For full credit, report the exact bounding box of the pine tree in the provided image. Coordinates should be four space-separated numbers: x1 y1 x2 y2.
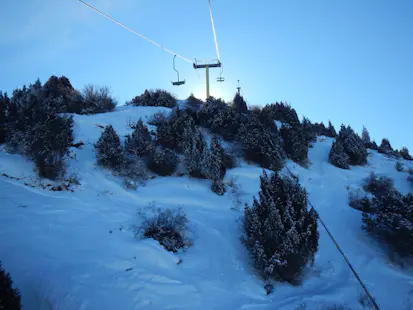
186 93 203 112
131 89 152 106
154 89 177 108
362 190 413 257
232 93 248 114
362 126 371 147
370 140 379 150
148 148 178 176
280 125 308 164
337 125 367 165
209 135 226 180
325 121 337 137
182 121 206 178
198 96 240 141
242 170 319 282
400 147 413 161
329 140 350 169
0 262 21 310
156 107 193 151
94 125 124 169
237 114 285 171
201 135 226 195
260 102 300 126
125 119 153 156
302 117 316 142
42 75 84 113
0 92 6 144
25 110 74 180
378 138 394 155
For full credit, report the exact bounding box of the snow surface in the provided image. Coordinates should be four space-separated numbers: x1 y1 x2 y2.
1 106 413 310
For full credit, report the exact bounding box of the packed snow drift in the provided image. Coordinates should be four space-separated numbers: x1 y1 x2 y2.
1 105 413 310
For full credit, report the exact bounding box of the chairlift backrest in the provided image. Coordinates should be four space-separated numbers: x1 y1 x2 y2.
172 55 185 86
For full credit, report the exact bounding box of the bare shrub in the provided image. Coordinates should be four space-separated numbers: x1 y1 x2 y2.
147 111 168 127
119 156 147 189
135 205 192 252
82 84 117 114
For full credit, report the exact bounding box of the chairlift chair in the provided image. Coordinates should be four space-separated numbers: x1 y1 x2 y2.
216 63 225 82
172 55 185 86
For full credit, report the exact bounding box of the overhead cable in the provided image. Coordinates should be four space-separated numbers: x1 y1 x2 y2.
77 0 193 63
207 0 221 61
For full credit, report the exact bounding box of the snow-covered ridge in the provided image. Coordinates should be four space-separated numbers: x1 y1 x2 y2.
1 105 413 310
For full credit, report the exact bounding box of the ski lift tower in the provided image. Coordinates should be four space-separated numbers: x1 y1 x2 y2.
193 58 222 99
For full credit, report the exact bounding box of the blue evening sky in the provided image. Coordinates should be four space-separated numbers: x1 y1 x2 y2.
1 0 412 150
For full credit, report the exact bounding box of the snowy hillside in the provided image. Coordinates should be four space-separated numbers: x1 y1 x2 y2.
1 105 413 310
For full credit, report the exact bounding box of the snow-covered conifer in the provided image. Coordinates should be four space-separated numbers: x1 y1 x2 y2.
182 121 206 178
232 93 248 114
400 147 412 160
280 125 308 163
362 190 413 257
94 125 124 169
0 262 21 310
0 92 6 144
337 125 367 165
328 140 350 169
325 121 337 137
238 115 285 171
302 117 316 142
378 138 393 155
243 170 319 282
362 126 371 147
125 119 153 156
148 148 178 176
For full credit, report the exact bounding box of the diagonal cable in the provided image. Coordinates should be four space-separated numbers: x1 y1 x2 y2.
77 0 193 63
207 0 221 61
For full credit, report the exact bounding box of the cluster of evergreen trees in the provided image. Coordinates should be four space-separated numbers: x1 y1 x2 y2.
349 173 413 258
0 76 117 179
128 89 177 108
94 104 229 194
328 124 412 170
329 125 368 169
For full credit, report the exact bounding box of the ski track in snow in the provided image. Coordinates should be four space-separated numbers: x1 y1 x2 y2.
1 106 413 309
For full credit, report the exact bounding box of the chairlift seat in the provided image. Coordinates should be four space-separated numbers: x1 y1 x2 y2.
172 80 185 86
217 77 225 82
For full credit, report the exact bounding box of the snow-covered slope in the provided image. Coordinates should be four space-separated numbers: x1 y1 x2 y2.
1 106 413 310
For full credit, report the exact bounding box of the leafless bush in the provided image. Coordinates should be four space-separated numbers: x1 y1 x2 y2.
82 84 117 114
147 111 168 127
119 156 148 189
135 204 192 252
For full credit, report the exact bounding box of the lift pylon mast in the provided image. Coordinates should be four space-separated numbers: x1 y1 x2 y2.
193 59 222 99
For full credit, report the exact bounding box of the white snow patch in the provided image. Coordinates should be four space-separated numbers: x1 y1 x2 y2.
1 110 413 310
